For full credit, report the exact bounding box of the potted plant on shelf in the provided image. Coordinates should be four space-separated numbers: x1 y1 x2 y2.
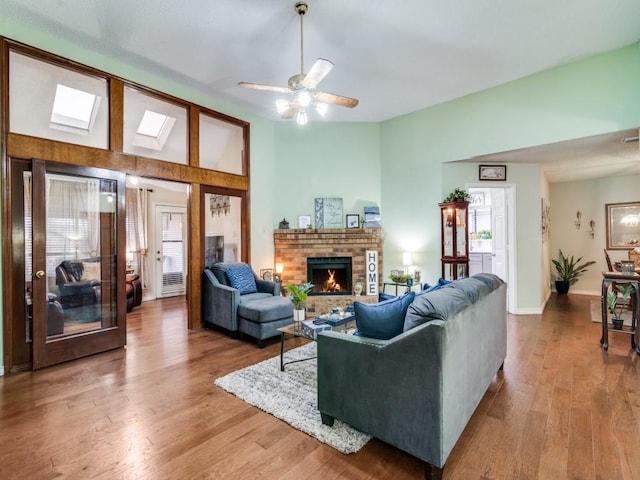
606 284 634 329
443 188 471 203
552 249 596 295
285 282 314 321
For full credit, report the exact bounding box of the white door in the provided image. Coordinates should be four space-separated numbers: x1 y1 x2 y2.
154 205 187 298
491 188 507 281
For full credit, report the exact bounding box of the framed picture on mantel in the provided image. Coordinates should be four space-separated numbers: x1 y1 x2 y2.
346 214 360 229
315 198 343 228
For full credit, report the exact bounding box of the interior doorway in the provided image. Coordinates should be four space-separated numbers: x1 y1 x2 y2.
154 205 187 298
468 185 516 313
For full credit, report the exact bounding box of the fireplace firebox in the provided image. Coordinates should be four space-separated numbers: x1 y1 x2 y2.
307 257 352 295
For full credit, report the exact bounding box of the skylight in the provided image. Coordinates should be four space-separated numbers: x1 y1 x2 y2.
133 110 176 151
50 84 101 135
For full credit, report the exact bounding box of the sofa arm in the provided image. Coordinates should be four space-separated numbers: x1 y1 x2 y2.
317 323 446 466
255 278 280 296
202 270 240 331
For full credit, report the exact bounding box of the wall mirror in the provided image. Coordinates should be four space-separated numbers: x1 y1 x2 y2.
606 202 640 249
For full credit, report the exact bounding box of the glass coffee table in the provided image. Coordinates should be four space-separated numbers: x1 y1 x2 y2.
277 312 356 371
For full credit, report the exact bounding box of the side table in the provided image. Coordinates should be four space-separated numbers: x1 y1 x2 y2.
383 282 421 295
600 271 640 354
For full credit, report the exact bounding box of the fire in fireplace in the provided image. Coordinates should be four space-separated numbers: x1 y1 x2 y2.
307 257 352 295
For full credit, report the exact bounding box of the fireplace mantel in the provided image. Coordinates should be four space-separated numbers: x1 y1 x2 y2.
274 228 383 314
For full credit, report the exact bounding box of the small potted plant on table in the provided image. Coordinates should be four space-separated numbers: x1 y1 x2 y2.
607 284 634 330
285 282 314 322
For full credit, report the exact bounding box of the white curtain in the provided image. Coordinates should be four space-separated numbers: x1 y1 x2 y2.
126 187 149 288
46 175 100 270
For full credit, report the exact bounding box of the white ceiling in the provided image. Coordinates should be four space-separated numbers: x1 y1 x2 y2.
2 0 640 182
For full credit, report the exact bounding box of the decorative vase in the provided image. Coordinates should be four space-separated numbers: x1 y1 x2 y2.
353 282 363 296
555 280 570 295
293 308 305 322
612 317 624 330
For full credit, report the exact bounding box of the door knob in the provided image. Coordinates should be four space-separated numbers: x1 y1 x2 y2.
34 270 45 279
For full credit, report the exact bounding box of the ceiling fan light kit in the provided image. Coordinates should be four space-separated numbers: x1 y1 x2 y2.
237 1 359 125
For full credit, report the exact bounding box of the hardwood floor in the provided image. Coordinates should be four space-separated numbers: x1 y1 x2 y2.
1 293 639 479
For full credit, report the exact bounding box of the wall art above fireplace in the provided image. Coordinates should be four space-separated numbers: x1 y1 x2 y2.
315 197 343 228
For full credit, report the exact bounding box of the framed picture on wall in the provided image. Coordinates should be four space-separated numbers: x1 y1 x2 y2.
479 165 507 181
606 202 640 249
346 214 360 228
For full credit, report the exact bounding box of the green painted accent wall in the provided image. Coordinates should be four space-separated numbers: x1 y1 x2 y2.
380 43 639 311
272 121 381 228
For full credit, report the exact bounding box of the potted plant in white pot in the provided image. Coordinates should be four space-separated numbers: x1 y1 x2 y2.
285 282 314 321
552 249 596 295
607 284 634 330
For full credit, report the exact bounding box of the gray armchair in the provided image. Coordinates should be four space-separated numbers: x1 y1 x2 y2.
202 262 293 347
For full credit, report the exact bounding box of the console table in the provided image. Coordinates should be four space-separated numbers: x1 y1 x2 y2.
600 271 640 354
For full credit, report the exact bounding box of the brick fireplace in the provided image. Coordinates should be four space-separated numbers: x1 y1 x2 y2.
274 228 383 315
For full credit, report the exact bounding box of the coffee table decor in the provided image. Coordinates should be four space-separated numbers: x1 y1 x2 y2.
214 342 371 454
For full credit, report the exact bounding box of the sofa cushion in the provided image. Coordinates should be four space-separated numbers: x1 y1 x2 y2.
209 264 230 286
378 291 397 302
444 277 490 303
421 277 453 294
238 296 293 322
223 263 257 294
472 273 504 291
404 287 472 331
239 292 274 304
355 292 415 340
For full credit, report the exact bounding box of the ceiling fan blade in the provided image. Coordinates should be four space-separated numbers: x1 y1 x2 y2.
315 91 359 108
237 82 290 94
302 59 334 89
281 101 300 119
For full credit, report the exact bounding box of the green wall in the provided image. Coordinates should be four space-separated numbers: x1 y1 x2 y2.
380 43 639 311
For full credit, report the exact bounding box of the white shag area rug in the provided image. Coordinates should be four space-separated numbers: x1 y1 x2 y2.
590 299 633 326
214 342 371 454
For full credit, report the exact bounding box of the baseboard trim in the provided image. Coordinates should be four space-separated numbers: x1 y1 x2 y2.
513 307 544 315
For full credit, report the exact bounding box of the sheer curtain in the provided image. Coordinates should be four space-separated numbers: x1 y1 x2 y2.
126 187 149 288
46 175 100 274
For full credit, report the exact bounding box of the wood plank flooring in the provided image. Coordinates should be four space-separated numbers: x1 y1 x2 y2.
1 293 639 479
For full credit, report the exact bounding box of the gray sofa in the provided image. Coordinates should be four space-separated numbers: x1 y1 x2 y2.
317 273 507 479
202 262 294 347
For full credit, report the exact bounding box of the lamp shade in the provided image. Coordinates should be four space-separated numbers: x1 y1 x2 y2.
275 263 284 274
402 252 413 267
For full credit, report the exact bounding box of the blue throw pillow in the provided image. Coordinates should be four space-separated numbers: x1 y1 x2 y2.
223 263 257 294
378 291 396 302
354 292 415 340
422 277 453 293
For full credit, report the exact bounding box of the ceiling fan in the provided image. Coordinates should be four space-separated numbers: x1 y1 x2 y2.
237 1 359 125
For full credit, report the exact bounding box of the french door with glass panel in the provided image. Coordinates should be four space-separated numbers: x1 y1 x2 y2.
18 159 126 370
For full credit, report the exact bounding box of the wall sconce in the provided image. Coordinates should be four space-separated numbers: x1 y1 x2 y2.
589 220 595 239
574 211 582 229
